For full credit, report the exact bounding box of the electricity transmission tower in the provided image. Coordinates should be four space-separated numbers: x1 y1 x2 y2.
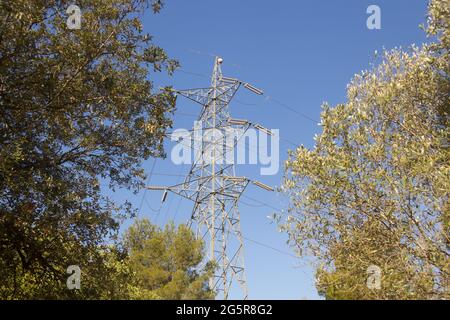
147 57 273 299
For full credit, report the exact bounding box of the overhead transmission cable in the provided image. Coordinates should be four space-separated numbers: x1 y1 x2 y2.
242 236 298 259
138 158 157 216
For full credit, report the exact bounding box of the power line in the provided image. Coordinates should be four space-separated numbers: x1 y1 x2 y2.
244 234 317 283
243 235 298 259
178 69 209 79
152 172 186 177
144 196 163 213
266 96 318 124
138 158 157 216
172 196 183 221
241 194 282 212
240 200 267 208
234 98 260 107
187 49 251 71
187 48 217 58
162 164 185 225
176 111 199 117
280 137 299 148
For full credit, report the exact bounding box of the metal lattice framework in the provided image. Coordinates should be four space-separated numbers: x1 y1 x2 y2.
147 57 273 299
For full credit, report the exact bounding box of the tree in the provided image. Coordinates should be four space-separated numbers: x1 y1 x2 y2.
279 0 449 299
123 218 216 300
0 0 178 298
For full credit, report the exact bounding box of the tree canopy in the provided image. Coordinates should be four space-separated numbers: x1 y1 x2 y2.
124 219 215 300
0 0 178 298
280 0 449 299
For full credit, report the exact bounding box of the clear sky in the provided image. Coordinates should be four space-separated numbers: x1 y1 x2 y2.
111 0 430 299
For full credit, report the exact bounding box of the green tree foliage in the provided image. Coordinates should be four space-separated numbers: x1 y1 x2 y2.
280 0 449 299
0 0 178 298
123 218 216 300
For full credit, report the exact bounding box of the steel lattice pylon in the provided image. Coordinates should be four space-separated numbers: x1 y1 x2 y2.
147 57 273 299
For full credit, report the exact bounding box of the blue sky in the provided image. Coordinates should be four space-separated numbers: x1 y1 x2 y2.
111 0 430 299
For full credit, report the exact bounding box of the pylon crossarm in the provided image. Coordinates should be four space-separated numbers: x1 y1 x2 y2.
219 76 239 84
174 82 240 108
146 173 250 202
173 88 213 106
166 123 247 142
146 175 208 202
